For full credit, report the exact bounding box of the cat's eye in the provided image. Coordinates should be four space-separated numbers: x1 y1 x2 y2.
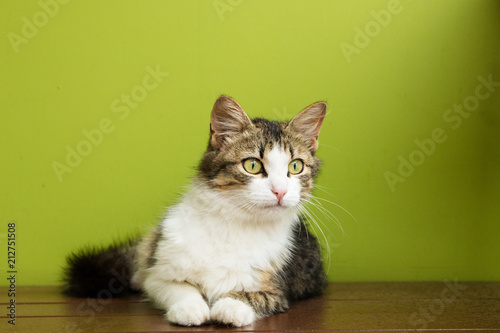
288 159 304 175
243 158 263 174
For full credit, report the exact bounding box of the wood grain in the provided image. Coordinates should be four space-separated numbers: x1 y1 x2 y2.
1 282 499 332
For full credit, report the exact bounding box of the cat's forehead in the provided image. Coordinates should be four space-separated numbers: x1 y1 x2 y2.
264 145 290 172
202 117 317 173
252 118 286 141
246 118 312 158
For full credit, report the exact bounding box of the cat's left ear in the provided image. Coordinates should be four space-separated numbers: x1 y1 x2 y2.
288 101 327 152
210 95 252 149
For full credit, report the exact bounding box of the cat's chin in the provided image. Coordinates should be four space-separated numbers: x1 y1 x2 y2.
257 203 297 215
252 199 301 213
262 203 291 209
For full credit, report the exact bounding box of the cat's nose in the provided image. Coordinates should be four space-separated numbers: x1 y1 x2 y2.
272 188 287 204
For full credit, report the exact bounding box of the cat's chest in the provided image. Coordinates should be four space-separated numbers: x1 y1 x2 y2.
157 211 292 299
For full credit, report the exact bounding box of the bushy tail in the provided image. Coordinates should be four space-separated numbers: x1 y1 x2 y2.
63 239 139 298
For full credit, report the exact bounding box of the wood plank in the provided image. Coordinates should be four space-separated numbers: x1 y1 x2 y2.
0 283 498 332
328 281 500 299
0 286 138 304
2 282 499 303
1 299 499 333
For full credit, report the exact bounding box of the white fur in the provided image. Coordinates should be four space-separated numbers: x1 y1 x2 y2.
247 146 302 208
211 297 255 327
134 146 302 326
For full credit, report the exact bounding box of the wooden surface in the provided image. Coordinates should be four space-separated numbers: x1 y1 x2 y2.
1 282 499 332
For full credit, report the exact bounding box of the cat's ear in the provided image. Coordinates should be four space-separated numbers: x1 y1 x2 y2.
210 95 252 148
288 101 327 152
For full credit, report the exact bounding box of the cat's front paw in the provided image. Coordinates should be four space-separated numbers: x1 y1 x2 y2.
166 300 210 326
210 297 255 327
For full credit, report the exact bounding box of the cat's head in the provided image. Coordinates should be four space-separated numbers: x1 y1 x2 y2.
198 95 326 218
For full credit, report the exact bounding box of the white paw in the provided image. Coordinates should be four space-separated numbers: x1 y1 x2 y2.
166 300 210 326
210 297 255 327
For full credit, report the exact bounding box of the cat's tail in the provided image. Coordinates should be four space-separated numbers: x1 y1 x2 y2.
62 239 140 298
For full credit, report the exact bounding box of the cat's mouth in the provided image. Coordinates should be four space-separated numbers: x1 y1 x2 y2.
261 201 290 209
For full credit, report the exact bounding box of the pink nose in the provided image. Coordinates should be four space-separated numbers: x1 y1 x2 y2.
272 188 287 204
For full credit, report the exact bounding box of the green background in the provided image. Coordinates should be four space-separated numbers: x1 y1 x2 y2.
1 0 499 286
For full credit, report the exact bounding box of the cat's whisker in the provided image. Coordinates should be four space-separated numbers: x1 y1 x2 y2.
303 198 345 235
309 195 358 224
232 199 258 216
312 184 336 197
302 206 329 245
319 143 345 156
301 208 321 245
300 200 344 240
300 206 332 274
292 205 309 241
302 197 344 234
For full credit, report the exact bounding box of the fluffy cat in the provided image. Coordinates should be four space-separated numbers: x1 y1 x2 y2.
63 95 328 327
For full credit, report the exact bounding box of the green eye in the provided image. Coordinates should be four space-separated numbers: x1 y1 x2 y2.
288 159 304 175
243 158 263 174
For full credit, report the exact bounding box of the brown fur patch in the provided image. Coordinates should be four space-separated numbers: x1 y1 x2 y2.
222 289 289 318
131 225 163 290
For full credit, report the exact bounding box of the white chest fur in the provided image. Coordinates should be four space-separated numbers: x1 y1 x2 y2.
151 184 297 302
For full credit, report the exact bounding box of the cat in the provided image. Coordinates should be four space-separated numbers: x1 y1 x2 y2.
63 95 328 327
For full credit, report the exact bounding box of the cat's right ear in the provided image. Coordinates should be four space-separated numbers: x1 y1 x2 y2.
210 95 252 148
288 101 327 153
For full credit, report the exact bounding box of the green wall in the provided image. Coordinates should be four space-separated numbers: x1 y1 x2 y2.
1 0 499 286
